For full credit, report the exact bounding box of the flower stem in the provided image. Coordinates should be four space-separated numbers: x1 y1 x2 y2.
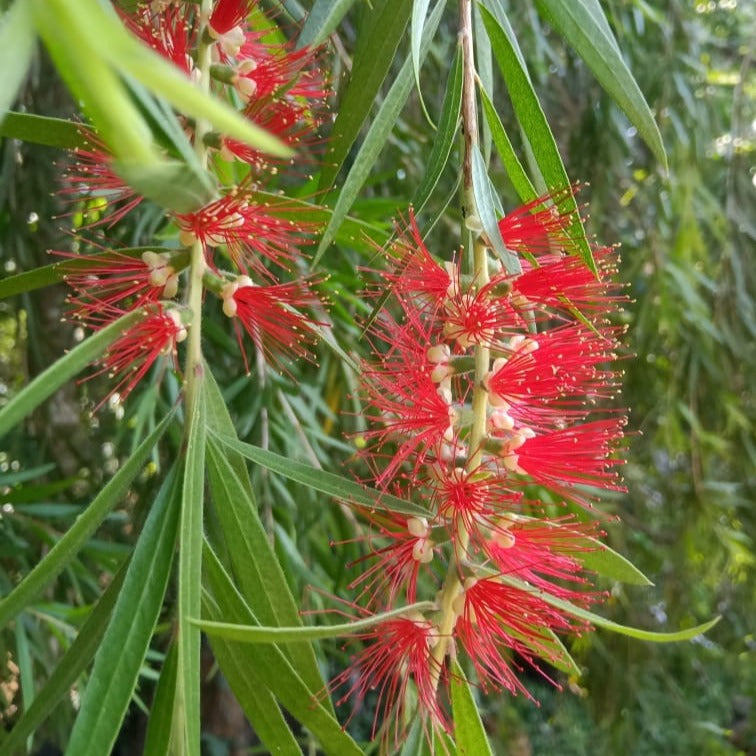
184 1 214 407
430 0 490 690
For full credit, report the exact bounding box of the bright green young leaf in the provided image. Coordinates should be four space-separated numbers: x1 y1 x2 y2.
143 642 178 756
478 84 538 203
471 143 521 274
66 466 181 756
479 4 596 273
318 0 413 191
173 383 206 756
0 308 145 440
210 430 429 517
0 3 37 118
450 659 494 756
535 0 667 168
0 410 174 628
578 539 654 585
0 566 127 754
314 0 448 263
194 600 437 643
297 0 355 48
412 44 463 213
0 112 90 150
500 576 721 643
203 542 363 755
411 0 433 101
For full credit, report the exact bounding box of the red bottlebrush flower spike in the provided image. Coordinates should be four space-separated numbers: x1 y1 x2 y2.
329 616 446 748
208 0 253 37
221 275 325 371
89 305 187 406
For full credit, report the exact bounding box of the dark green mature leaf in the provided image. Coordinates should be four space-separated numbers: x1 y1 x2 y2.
471 143 521 274
478 84 538 203
0 410 174 627
319 0 414 191
479 4 595 273
0 566 128 754
210 431 429 517
0 309 146 439
535 0 667 168
297 0 356 48
0 3 36 118
66 465 180 755
143 643 178 756
0 112 90 150
450 659 494 756
314 0 448 263
203 368 328 703
174 383 206 756
203 542 362 755
412 44 463 213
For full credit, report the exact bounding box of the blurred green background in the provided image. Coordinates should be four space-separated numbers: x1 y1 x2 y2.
1 0 753 753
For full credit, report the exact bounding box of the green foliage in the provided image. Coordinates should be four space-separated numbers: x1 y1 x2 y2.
0 0 752 754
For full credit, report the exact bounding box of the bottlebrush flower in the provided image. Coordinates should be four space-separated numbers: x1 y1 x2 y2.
454 577 578 696
175 191 316 274
221 275 325 371
329 615 446 747
59 249 183 320
88 305 188 406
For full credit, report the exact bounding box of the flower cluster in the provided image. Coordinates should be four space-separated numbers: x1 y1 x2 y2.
334 192 627 744
57 0 328 404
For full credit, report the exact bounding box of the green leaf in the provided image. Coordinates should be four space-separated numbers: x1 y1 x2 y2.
478 84 538 203
412 43 463 213
143 642 178 756
500 576 721 643
297 0 355 48
578 539 654 586
534 0 667 168
210 431 429 517
479 4 595 273
203 369 328 705
318 0 414 191
411 0 433 100
314 0 448 263
0 307 146 440
471 143 521 274
0 112 90 150
194 601 437 643
173 383 206 756
0 3 36 117
450 659 494 756
0 566 128 754
0 409 174 627
66 465 181 756
203 542 363 755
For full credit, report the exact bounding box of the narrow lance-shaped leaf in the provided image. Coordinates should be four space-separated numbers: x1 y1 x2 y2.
0 408 175 627
314 0 449 263
210 430 429 517
297 0 356 49
0 113 91 150
535 0 667 168
479 4 596 272
450 659 494 756
173 381 206 756
0 2 37 118
66 465 181 756
318 0 414 190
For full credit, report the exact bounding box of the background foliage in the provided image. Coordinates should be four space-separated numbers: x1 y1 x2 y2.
0 0 753 754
